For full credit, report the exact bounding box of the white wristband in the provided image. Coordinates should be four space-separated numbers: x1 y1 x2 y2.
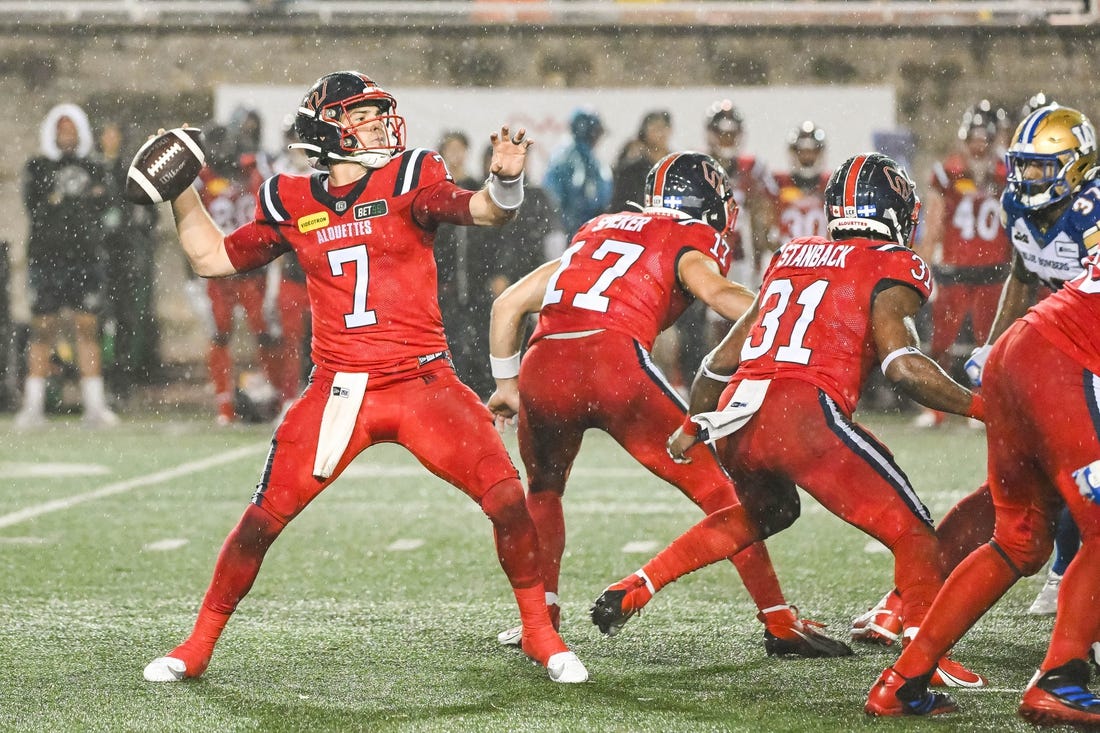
701 361 734 383
700 348 734 383
486 171 525 211
880 346 921 376
490 352 521 379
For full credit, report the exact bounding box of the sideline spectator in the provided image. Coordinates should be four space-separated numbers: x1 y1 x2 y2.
610 109 672 213
543 107 612 238
434 130 488 395
14 103 117 429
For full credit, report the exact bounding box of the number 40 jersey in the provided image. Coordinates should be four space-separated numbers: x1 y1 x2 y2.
736 235 933 416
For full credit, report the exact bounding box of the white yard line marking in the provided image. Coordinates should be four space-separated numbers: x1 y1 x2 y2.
621 540 660 553
386 538 425 551
0 443 267 530
1 462 112 478
144 538 189 552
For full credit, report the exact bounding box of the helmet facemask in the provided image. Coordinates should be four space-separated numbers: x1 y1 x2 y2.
1006 106 1099 211
1006 148 1083 210
292 72 407 170
318 96 405 169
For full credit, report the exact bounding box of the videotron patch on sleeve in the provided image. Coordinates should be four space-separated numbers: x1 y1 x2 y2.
354 201 388 220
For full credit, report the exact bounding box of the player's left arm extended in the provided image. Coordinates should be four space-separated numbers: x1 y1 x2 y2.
873 284 983 419
485 259 557 425
678 250 756 323
468 126 533 226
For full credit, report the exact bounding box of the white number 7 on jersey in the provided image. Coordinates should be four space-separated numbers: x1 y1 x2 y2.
328 244 378 328
543 238 645 313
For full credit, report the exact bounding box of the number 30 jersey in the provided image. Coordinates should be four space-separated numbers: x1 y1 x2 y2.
221 149 472 373
529 212 733 350
736 235 933 416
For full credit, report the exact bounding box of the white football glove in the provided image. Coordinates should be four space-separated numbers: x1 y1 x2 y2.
1073 461 1100 504
964 344 992 386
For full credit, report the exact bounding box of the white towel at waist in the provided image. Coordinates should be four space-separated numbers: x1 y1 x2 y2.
312 371 369 479
691 379 771 444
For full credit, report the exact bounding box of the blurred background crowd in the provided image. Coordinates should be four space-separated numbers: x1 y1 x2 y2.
0 0 1096 426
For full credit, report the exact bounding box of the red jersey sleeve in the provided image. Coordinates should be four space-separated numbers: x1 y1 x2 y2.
878 244 934 301
224 220 290 273
410 151 475 227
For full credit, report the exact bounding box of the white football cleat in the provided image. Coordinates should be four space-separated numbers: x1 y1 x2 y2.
497 625 522 647
1028 571 1062 616
143 656 187 682
546 651 588 683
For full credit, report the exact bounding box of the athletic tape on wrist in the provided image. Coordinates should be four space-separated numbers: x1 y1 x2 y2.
880 346 921 376
490 352 521 379
486 171 525 210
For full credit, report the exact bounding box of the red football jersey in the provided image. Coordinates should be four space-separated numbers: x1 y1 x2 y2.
717 153 777 263
1023 254 1100 376
929 153 1011 267
529 211 732 350
735 236 933 415
197 166 256 233
772 171 830 242
223 148 471 373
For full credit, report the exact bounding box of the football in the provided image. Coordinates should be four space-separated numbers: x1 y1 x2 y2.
124 127 206 205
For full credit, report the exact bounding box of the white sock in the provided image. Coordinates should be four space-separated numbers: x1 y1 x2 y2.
22 376 46 414
81 376 108 413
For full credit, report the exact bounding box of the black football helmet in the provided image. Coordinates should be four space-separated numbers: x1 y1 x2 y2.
292 71 406 169
644 152 737 235
824 153 920 247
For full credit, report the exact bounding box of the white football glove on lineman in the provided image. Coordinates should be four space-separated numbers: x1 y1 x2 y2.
964 344 992 386
1073 461 1100 504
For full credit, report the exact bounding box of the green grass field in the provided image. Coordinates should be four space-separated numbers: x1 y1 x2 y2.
0 412 1069 732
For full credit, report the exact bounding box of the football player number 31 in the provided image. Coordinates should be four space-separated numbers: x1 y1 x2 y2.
328 244 378 328
543 238 645 312
741 279 829 365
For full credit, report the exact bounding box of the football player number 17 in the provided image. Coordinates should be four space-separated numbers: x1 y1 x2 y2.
740 279 829 365
543 238 645 313
328 244 378 328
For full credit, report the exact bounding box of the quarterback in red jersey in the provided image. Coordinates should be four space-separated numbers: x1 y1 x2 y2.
913 103 1012 428
866 253 1100 725
488 152 851 659
591 153 985 688
142 71 587 684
